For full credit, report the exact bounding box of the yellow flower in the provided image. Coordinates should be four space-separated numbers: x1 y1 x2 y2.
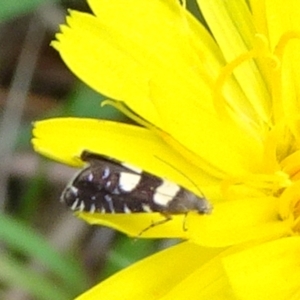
32 0 300 299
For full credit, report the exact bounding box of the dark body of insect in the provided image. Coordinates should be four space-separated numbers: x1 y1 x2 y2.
61 151 212 218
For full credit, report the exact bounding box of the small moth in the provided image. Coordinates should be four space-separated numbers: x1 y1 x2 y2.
61 151 212 234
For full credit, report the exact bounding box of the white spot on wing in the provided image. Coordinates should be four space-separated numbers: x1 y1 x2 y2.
102 167 110 178
123 204 131 213
68 186 78 196
153 180 180 206
87 173 94 182
119 172 141 192
71 198 79 210
105 195 115 213
90 203 96 213
142 204 152 212
78 201 85 212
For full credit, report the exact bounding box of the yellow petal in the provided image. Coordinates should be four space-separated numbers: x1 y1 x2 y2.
32 118 218 197
187 196 291 247
264 0 300 49
223 237 300 299
198 0 270 125
160 249 236 300
76 195 290 246
249 0 268 37
281 36 300 139
52 10 160 126
75 241 226 300
54 0 221 129
53 1 266 176
33 120 288 244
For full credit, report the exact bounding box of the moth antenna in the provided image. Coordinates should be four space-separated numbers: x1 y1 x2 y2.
153 156 206 198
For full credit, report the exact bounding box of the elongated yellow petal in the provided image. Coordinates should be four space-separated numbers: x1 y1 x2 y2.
33 119 291 244
223 237 300 299
75 241 226 300
281 40 300 140
198 0 270 125
187 196 291 247
264 0 300 49
52 11 161 127
75 195 290 246
32 118 218 197
52 0 267 176
160 249 236 300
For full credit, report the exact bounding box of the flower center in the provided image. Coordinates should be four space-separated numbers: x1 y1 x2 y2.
215 31 300 234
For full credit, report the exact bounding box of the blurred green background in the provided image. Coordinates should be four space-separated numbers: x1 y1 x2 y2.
0 1 203 299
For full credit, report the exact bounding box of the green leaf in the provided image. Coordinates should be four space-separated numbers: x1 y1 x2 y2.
0 0 58 22
0 251 71 300
64 82 129 121
100 234 159 279
0 213 88 294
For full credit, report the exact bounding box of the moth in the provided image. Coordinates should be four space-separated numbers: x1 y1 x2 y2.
61 150 212 234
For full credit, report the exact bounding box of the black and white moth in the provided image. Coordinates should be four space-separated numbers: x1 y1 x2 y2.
61 151 212 232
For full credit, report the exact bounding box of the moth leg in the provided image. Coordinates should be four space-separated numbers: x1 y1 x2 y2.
182 212 189 231
136 214 172 237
